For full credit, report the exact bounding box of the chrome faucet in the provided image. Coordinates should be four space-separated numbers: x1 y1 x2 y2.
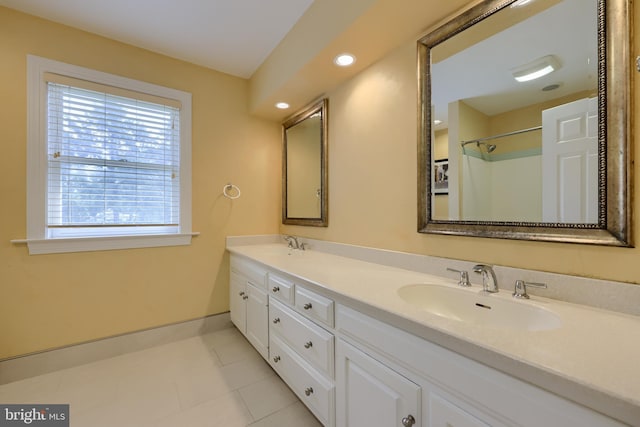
284 235 305 250
473 264 498 293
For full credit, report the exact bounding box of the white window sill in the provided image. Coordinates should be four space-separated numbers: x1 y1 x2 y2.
11 232 199 255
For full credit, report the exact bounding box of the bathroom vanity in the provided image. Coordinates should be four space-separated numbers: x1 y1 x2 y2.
227 237 640 426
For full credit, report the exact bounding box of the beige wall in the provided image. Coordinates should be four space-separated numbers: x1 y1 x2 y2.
280 13 640 286
0 7 281 359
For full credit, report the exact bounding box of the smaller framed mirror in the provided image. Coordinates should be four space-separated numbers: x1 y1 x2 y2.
282 99 328 226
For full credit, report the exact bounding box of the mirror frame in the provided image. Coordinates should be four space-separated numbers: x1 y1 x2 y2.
282 98 329 227
417 0 633 246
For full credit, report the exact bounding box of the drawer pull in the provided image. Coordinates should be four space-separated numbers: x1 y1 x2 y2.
401 415 415 427
303 303 313 310
273 355 281 363
304 341 313 349
242 295 248 300
304 387 314 396
239 291 245 296
272 317 281 324
272 286 280 293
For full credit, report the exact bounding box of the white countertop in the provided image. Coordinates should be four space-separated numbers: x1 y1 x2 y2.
227 242 640 426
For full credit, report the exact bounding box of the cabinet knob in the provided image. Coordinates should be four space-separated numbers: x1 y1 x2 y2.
304 387 314 396
272 286 280 293
304 341 313 349
272 317 280 324
242 295 248 300
273 355 281 363
401 415 415 427
239 291 245 296
303 303 313 310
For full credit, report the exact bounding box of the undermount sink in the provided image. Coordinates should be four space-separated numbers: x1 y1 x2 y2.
260 245 305 256
397 284 562 331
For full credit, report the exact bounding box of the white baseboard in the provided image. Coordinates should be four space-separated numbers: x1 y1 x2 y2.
0 312 231 385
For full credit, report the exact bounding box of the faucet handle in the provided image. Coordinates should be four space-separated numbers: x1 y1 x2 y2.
446 268 471 287
513 280 547 299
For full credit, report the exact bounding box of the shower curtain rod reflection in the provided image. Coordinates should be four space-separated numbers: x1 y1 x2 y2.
460 125 542 146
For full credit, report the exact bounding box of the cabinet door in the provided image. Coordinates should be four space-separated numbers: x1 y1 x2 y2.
336 339 420 427
428 393 490 427
230 272 247 334
246 282 269 359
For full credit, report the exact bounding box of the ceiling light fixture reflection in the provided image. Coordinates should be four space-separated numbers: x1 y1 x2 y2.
334 53 356 67
511 0 535 7
275 102 290 109
512 55 560 82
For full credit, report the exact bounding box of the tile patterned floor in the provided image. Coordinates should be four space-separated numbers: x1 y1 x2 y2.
0 328 322 426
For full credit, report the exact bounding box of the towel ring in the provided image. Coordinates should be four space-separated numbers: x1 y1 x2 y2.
223 183 241 199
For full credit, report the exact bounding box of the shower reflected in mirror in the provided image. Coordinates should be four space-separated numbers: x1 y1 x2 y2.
462 141 496 153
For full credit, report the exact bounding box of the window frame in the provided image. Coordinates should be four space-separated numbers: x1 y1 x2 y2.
26 55 193 254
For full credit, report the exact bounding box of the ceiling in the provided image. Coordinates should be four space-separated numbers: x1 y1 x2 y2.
0 0 314 78
0 0 599 122
0 0 478 119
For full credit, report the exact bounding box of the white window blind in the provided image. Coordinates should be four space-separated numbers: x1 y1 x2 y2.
46 80 181 237
24 56 193 254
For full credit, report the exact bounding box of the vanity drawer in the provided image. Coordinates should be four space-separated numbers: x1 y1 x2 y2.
269 334 334 426
270 298 334 377
295 286 334 327
268 273 294 304
230 256 266 289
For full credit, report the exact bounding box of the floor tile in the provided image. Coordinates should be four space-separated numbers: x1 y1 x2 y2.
238 375 299 420
154 391 253 427
0 371 63 403
211 334 262 365
113 375 182 426
175 362 233 410
218 357 276 391
53 374 119 415
200 327 246 348
0 327 314 427
248 401 323 427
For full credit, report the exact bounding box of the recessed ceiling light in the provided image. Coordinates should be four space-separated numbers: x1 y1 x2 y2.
275 102 290 109
512 55 560 82
334 53 356 67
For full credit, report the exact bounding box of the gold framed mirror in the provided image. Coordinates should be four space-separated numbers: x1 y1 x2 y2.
282 99 328 227
418 0 632 246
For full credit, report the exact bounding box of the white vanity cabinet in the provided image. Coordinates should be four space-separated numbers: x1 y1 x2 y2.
336 304 625 427
228 251 629 427
267 271 336 426
229 255 269 360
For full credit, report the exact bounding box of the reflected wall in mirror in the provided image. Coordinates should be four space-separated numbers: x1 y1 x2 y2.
418 0 632 246
282 98 328 226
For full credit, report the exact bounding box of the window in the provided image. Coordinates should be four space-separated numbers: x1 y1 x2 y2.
26 56 193 254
